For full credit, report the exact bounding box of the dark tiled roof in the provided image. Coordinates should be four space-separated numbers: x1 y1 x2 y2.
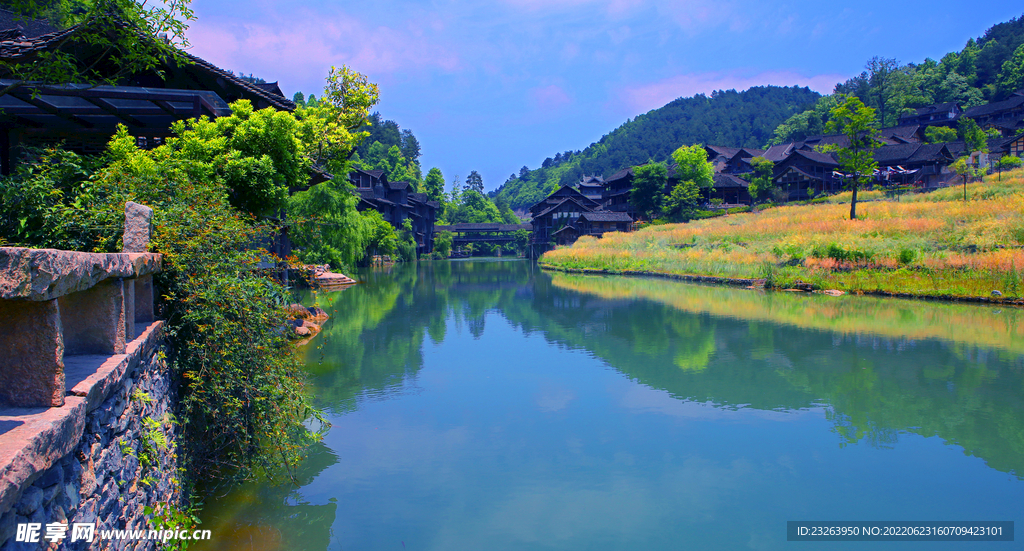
964 95 1024 119
388 180 410 191
786 149 838 166
579 212 633 222
534 197 593 220
254 81 284 98
713 173 750 188
605 167 633 181
762 143 794 162
0 9 59 39
874 143 922 164
906 143 955 164
913 102 959 116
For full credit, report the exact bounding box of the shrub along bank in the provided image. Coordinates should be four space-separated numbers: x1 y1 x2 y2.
541 168 1024 302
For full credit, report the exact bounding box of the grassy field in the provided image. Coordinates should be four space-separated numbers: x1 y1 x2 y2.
540 168 1024 301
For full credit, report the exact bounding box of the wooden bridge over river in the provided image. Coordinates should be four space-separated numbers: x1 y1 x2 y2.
434 223 532 247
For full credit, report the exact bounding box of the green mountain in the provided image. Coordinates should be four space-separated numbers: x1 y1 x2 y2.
492 85 821 211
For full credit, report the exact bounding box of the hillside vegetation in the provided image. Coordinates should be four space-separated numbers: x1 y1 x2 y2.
541 169 1024 301
493 86 820 210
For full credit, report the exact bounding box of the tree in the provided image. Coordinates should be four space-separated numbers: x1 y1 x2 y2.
362 209 397 260
866 56 899 126
631 162 667 220
996 155 1023 180
997 43 1024 97
747 156 775 202
925 126 958 144
424 168 446 202
155 100 307 218
662 180 700 222
957 117 988 153
825 95 881 220
670 144 715 202
400 129 421 163
295 66 379 175
433 231 453 259
0 0 195 97
465 171 484 193
513 229 530 256
288 179 370 268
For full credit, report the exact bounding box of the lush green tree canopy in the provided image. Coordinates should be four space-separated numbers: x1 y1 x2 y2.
631 162 667 220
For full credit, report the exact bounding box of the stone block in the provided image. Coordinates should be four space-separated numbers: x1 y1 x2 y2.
0 248 161 302
34 464 62 490
58 279 126 356
122 202 153 254
0 299 65 407
133 275 154 324
0 396 86 517
124 279 136 342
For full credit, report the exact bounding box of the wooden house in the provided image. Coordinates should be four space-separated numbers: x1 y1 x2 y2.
350 168 438 254
898 102 962 126
771 149 841 199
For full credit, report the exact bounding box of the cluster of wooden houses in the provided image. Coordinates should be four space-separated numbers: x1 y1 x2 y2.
525 90 1024 247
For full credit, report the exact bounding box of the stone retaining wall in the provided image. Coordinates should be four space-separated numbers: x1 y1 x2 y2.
0 324 179 551
0 203 184 550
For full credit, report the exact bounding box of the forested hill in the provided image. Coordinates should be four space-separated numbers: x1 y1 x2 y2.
491 85 820 211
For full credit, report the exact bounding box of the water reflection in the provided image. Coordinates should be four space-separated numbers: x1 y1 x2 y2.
197 260 1023 551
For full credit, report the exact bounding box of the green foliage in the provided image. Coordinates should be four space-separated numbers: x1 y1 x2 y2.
826 95 881 220
397 219 416 262
670 144 714 190
957 117 988 153
144 501 202 551
898 248 917 265
767 95 840 145
433 230 453 259
997 43 1024 97
0 0 195 97
362 209 398 260
925 126 958 144
631 162 667 220
424 167 446 202
747 156 775 202
288 179 371 269
464 171 484 194
158 100 308 217
663 180 701 222
513 229 530 255
0 147 103 248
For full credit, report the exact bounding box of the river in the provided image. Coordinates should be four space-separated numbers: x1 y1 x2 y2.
193 259 1024 550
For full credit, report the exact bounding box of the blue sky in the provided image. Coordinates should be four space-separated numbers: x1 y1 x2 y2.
187 1 1023 192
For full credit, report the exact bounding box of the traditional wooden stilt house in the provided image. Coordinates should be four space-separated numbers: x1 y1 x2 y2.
349 167 438 254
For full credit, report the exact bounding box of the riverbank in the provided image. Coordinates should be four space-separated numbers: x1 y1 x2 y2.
540 168 1024 303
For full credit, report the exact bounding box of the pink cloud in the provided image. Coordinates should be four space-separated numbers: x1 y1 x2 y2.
617 70 847 115
531 84 573 111
186 12 460 94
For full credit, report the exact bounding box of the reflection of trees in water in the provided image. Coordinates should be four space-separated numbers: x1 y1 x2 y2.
539 273 1024 479
194 442 339 551
305 260 535 413
299 261 1024 482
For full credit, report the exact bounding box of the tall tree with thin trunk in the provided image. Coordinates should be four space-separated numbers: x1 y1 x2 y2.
866 56 898 127
826 95 881 220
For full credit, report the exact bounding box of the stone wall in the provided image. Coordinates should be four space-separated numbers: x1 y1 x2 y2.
0 203 185 550
0 324 179 551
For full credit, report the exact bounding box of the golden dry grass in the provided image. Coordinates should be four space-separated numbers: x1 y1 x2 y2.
541 169 1024 299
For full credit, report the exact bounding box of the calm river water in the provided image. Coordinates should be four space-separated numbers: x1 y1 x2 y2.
194 259 1024 551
